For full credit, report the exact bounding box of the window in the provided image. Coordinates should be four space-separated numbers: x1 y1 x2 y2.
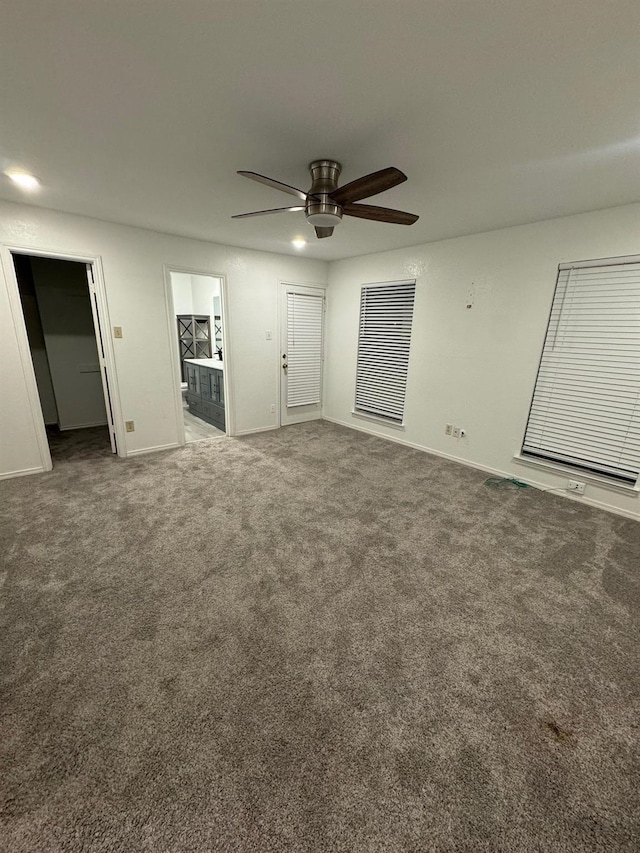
354 280 416 424
521 257 640 486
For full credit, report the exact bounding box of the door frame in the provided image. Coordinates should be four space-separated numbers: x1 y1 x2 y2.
278 280 327 427
0 244 124 470
163 265 232 441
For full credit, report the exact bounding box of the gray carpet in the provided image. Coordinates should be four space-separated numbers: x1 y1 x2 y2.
1 421 638 852
46 425 113 463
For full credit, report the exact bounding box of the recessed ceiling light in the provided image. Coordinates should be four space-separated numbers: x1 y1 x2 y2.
5 171 40 191
292 238 306 249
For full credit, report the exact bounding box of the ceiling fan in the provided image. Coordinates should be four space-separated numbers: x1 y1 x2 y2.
232 159 419 239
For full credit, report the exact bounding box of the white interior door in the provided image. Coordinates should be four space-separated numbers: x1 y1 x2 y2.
86 264 118 453
280 283 325 426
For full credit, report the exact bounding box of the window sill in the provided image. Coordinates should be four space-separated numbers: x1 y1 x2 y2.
351 410 406 431
513 454 640 495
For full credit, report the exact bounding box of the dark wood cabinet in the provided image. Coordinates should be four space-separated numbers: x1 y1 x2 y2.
185 360 225 431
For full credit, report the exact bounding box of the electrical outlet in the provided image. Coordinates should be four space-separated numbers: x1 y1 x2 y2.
452 426 461 439
266 330 273 340
445 423 452 435
270 404 275 414
113 326 123 339
567 479 585 494
125 420 135 432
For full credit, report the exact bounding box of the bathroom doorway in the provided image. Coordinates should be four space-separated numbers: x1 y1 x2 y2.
166 269 228 443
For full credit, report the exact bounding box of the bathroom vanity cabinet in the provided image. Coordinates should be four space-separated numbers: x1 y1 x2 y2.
184 358 225 431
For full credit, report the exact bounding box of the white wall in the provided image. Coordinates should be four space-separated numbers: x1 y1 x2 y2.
170 273 194 316
191 274 220 317
171 272 222 376
3 197 638 519
31 257 107 430
170 272 221 318
0 200 327 477
324 203 640 519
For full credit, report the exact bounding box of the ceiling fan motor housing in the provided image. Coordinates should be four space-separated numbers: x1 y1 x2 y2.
306 159 343 227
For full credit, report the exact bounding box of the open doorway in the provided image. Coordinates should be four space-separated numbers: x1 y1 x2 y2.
168 270 227 443
12 253 117 464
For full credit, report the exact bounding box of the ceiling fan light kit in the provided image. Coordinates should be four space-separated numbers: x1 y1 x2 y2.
233 159 419 239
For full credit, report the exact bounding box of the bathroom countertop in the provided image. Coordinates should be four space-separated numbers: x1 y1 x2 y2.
184 358 224 370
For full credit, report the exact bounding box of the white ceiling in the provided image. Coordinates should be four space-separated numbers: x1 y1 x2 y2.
1 0 639 261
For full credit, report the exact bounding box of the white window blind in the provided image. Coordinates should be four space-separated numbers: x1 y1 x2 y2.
286 292 324 407
355 280 416 423
522 258 640 485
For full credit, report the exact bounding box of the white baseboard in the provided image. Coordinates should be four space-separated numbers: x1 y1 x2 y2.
126 442 181 457
0 465 46 481
233 425 279 436
322 415 639 522
59 420 109 431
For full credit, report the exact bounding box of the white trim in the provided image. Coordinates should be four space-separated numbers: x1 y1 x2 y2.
163 265 234 438
351 409 406 430
0 466 46 481
126 442 181 457
233 425 279 437
278 280 327 428
90 256 124 456
59 420 109 431
163 267 188 446
323 415 639 521
0 244 125 464
85 262 118 454
218 272 234 436
513 453 639 495
7 246 100 264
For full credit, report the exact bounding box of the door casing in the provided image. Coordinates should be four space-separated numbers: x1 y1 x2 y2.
163 265 231 441
1 245 123 470
279 280 327 427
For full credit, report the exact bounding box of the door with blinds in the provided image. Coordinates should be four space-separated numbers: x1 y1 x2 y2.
521 258 640 486
280 283 326 426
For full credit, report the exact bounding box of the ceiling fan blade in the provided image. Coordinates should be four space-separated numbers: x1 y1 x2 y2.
314 226 334 239
330 167 407 204
237 171 309 202
343 203 419 225
232 206 304 219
